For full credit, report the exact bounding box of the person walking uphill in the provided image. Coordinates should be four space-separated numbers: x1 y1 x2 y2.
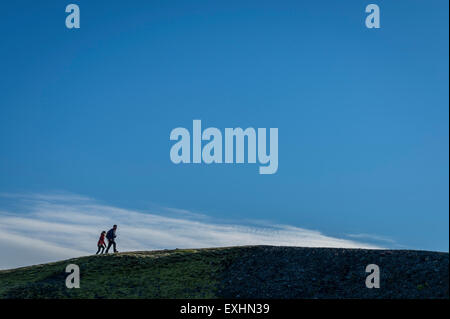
105 225 118 253
96 231 106 254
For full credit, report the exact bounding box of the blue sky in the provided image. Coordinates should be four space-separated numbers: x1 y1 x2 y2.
0 0 448 261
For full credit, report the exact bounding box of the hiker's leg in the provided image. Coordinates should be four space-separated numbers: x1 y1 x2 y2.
105 241 112 253
112 240 117 252
101 245 105 254
96 246 101 254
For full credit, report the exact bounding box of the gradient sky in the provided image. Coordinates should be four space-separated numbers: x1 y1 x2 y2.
0 0 448 253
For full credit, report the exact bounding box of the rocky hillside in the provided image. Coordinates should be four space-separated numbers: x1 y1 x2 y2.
0 246 448 299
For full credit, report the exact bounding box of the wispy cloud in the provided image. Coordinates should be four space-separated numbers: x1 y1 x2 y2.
0 193 383 270
344 233 405 248
345 233 396 244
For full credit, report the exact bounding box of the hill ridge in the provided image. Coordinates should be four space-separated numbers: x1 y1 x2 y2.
1 246 448 299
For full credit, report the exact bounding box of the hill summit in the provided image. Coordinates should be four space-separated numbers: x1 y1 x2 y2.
0 246 448 299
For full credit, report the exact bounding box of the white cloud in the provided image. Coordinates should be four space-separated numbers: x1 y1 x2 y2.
344 233 404 246
0 193 383 270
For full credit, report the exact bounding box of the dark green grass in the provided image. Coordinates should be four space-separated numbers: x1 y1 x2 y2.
0 247 239 299
2 246 447 299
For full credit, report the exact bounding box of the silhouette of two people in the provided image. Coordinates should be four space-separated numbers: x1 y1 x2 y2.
96 225 118 254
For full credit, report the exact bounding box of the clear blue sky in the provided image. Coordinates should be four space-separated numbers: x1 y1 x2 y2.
0 1 448 251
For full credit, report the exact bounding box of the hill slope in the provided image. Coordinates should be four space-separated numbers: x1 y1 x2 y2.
0 246 448 299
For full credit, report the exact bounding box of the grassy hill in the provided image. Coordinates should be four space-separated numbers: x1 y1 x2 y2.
0 246 448 299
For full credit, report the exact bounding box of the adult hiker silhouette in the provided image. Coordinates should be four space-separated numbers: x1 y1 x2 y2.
105 225 118 253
